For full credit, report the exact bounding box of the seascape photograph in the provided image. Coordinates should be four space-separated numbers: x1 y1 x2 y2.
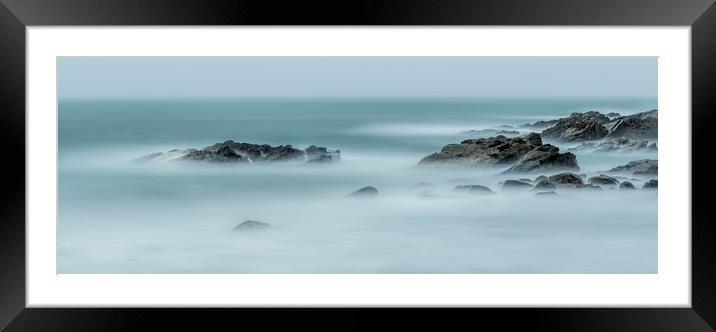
58 57 658 273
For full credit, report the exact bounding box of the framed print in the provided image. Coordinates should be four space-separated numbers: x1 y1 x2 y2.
1 0 715 330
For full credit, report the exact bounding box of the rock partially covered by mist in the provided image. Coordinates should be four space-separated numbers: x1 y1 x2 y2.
606 112 622 119
233 220 271 231
462 129 521 136
604 109 658 139
568 138 657 153
548 172 584 186
642 179 658 190
418 133 543 166
535 191 558 196
454 185 494 195
619 181 636 190
501 144 579 174
132 141 340 165
184 145 251 163
349 186 378 197
502 180 533 190
541 111 611 142
609 159 658 176
520 119 559 130
305 145 341 163
588 174 619 186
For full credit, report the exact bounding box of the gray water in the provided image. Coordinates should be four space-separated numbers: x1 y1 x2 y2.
58 97 658 273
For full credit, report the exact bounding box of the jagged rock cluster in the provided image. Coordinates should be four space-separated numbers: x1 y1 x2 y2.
525 109 657 142
133 140 340 165
418 133 579 174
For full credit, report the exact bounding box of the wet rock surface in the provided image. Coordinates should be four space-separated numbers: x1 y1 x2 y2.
419 133 543 166
501 144 579 174
642 179 658 190
588 174 619 186
502 180 533 190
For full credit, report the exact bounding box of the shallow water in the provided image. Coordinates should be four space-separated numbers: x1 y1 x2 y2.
58 98 658 273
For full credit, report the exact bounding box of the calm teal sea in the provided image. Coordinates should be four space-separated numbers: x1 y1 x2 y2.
58 98 658 273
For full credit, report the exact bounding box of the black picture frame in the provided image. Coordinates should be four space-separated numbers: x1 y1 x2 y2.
1 0 714 330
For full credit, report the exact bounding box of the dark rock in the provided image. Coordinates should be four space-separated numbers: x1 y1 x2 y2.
548 172 584 186
418 133 543 166
518 178 533 183
454 185 494 195
619 181 636 189
609 159 658 176
535 191 558 196
136 141 340 165
349 186 379 197
502 180 533 190
533 180 557 191
502 144 580 174
642 179 658 190
233 220 271 231
606 112 622 119
183 146 249 163
604 110 658 139
588 174 619 186
541 111 611 141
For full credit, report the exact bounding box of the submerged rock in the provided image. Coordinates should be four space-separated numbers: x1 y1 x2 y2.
588 174 619 186
535 191 558 196
501 144 579 174
454 185 494 195
183 145 250 163
642 179 658 190
609 159 658 176
349 186 379 197
619 181 636 190
233 220 271 231
502 180 533 190
418 133 543 166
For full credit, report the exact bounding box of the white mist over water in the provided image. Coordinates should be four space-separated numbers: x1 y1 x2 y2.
58 98 657 273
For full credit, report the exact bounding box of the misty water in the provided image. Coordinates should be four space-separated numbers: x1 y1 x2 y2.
58 98 658 273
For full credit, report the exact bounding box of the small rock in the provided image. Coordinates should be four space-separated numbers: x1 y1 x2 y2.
454 185 494 195
349 186 379 197
548 172 584 186
619 181 636 190
233 220 271 231
588 174 619 186
642 179 658 190
535 191 558 196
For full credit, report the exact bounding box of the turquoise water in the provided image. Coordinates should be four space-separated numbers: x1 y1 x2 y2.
58 97 658 273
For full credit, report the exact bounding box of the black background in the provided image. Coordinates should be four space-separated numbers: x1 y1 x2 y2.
1 0 714 331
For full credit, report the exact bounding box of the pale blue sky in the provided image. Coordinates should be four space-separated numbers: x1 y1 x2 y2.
58 57 657 99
